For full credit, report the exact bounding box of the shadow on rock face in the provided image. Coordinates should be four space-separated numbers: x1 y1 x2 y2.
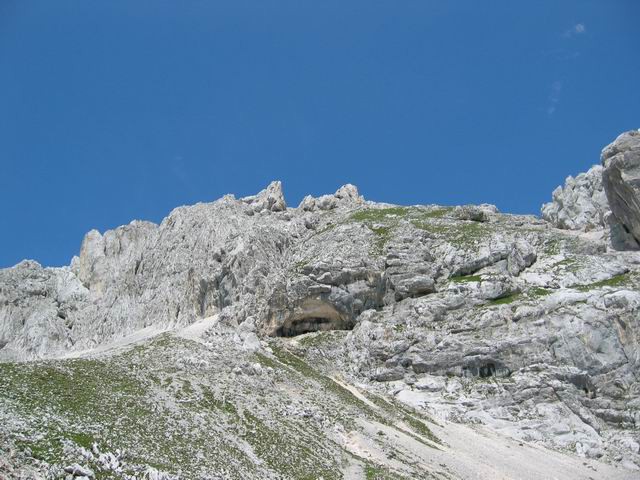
462 359 512 379
607 215 640 251
270 298 355 337
274 317 351 337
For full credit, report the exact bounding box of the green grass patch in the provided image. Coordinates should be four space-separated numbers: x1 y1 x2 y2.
200 388 239 417
420 207 454 219
349 207 410 223
412 221 492 249
370 226 393 254
487 293 521 306
270 346 375 414
551 257 578 269
0 336 261 478
348 208 410 255
239 410 340 479
348 205 492 254
364 463 407 480
0 333 442 479
528 287 553 298
360 391 441 446
450 274 482 283
269 345 440 448
542 238 561 256
252 352 282 370
297 330 349 349
574 272 630 291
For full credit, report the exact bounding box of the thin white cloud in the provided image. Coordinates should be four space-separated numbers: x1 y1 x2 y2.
172 155 195 193
564 23 586 37
547 81 563 116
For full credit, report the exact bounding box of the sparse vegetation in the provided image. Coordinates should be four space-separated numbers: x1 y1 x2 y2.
269 344 441 450
487 293 521 306
292 259 310 273
347 205 494 254
551 257 578 269
450 274 483 283
370 225 393 254
315 223 337 235
348 208 409 255
360 391 441 445
574 272 630 291
528 287 553 298
411 220 492 248
420 207 454 219
0 336 352 479
364 463 407 480
349 207 410 222
297 330 349 348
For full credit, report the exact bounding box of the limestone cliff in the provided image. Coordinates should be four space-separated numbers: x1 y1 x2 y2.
1 134 640 479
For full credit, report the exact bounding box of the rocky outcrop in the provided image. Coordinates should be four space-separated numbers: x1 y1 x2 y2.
541 130 640 251
602 130 640 246
452 204 497 222
541 164 609 231
240 180 287 213
0 260 88 360
298 183 364 211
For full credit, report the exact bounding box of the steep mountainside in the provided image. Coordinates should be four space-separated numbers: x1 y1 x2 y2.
1 132 640 480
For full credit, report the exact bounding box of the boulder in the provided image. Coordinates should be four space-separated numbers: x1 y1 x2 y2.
452 205 490 222
63 464 94 477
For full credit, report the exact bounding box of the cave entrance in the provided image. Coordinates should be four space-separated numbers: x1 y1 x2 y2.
275 317 350 337
479 363 496 378
463 361 510 378
568 374 596 399
271 298 352 338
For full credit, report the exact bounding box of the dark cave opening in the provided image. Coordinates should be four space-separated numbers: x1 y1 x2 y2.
568 374 597 399
274 316 352 338
462 361 510 379
479 363 496 378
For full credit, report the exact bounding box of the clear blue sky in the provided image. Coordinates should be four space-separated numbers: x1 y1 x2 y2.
1 1 638 267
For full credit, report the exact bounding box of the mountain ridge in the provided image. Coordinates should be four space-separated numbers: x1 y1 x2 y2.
1 131 640 479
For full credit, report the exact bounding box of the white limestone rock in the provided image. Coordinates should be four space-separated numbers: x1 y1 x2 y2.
297 184 364 211
541 164 609 231
240 180 287 213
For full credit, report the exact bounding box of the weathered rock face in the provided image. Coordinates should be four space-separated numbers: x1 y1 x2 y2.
0 195 301 359
541 164 609 231
240 180 287 213
602 130 640 246
0 260 88 359
1 133 640 477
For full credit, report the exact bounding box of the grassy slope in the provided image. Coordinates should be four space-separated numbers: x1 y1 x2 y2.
0 333 442 480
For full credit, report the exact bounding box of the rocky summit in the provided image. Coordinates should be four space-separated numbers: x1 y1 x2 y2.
1 132 640 480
